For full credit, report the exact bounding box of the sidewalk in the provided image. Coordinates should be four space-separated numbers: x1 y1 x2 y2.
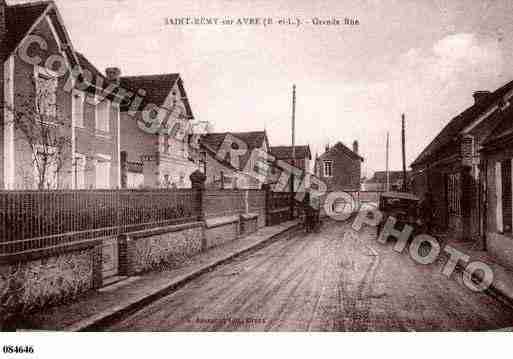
19 220 300 332
443 236 513 307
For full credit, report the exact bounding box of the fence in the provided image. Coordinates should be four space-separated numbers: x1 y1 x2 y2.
0 189 201 256
0 187 303 257
266 191 295 226
203 190 245 219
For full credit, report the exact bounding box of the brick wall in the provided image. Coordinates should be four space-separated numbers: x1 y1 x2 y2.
317 150 361 191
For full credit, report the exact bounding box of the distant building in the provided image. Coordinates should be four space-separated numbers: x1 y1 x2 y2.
364 171 411 191
195 131 270 189
314 141 364 192
269 145 312 191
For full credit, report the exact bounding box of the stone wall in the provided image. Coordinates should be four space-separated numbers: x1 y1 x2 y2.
119 223 204 275
241 214 258 236
0 246 100 326
204 216 240 249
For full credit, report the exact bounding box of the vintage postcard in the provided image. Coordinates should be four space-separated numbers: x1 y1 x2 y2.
1 0 513 354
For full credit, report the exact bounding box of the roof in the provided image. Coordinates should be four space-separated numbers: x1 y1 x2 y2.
200 131 268 171
4 1 51 55
381 191 420 201
75 51 111 92
481 106 513 150
270 145 311 160
412 80 513 167
318 141 364 162
119 74 194 119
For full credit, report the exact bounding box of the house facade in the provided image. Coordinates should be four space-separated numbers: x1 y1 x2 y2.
314 141 363 192
480 109 513 270
0 0 120 189
411 84 513 242
116 72 199 188
196 131 270 189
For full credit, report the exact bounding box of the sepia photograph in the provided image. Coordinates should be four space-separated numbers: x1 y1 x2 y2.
1 0 513 355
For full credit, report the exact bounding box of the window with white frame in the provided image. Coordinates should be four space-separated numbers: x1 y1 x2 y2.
95 99 110 133
95 154 111 189
73 91 85 128
35 66 58 119
496 159 513 234
323 160 333 177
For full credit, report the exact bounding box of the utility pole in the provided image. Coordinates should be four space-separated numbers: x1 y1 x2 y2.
402 113 407 192
386 132 390 192
290 84 296 193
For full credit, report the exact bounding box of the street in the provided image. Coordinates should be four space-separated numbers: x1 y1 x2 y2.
108 220 513 331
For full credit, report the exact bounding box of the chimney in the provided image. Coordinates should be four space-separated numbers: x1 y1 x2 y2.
473 90 491 104
325 143 330 153
353 140 359 154
106 67 121 83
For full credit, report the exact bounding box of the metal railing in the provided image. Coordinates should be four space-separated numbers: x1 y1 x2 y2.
0 189 201 255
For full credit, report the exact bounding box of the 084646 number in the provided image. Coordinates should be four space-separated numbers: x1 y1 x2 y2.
2 345 34 354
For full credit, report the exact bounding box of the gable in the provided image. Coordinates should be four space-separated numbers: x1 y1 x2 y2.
319 142 363 162
6 2 80 69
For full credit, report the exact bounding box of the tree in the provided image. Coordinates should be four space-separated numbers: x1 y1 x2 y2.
7 73 72 189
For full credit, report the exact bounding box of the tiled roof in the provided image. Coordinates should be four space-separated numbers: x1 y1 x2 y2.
318 141 364 162
270 145 311 160
482 106 513 149
118 74 193 119
75 51 110 91
411 79 513 167
5 1 51 55
200 131 268 171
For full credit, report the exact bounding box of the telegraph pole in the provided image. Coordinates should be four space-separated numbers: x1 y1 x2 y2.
402 113 407 192
290 84 296 193
386 132 390 192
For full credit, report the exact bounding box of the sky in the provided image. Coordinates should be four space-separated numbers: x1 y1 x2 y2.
10 0 513 177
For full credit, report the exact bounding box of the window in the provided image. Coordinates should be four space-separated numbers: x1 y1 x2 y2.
73 91 85 128
496 159 513 234
95 155 111 189
35 67 58 119
446 173 461 215
323 161 333 177
95 100 110 133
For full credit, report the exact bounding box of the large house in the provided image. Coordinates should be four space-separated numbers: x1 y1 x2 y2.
411 84 513 243
314 141 364 192
114 72 199 188
0 0 121 189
